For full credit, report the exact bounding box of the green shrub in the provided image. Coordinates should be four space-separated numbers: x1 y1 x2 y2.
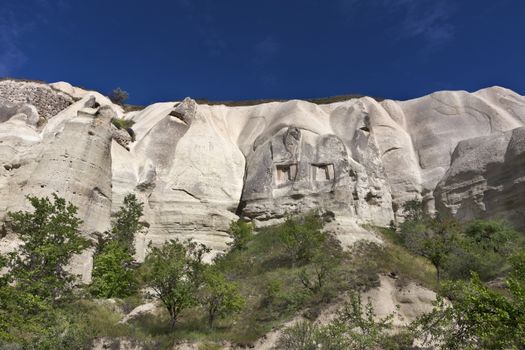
110 194 146 255
111 118 137 142
277 213 325 266
276 291 403 350
111 117 135 131
91 194 146 298
397 200 523 284
109 88 129 105
0 287 100 349
227 220 253 251
6 194 90 302
275 321 320 350
90 241 137 298
199 267 245 328
143 239 209 329
261 279 282 306
298 250 340 297
414 274 524 349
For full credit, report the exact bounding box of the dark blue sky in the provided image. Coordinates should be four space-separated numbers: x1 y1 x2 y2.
1 0 524 105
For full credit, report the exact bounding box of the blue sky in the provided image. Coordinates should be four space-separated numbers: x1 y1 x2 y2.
1 0 524 105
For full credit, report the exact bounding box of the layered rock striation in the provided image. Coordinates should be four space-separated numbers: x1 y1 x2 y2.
0 80 524 264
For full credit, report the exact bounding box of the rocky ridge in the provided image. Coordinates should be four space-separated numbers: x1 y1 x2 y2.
0 79 524 277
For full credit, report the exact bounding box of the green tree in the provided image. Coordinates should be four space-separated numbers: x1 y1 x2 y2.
439 220 522 282
274 321 320 350
90 194 145 298
414 252 525 350
0 285 55 345
505 250 525 345
298 249 340 296
199 267 244 328
414 276 518 349
227 220 253 251
278 213 325 266
90 241 137 298
109 87 129 105
144 239 209 328
6 194 90 301
109 193 146 254
418 220 457 284
399 205 459 283
0 254 8 287
402 198 428 222
465 220 521 254
0 195 92 348
0 287 91 349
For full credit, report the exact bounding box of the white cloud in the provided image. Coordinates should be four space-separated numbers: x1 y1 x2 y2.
395 0 455 46
339 0 456 48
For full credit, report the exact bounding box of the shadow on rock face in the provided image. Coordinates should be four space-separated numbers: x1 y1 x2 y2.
241 126 356 223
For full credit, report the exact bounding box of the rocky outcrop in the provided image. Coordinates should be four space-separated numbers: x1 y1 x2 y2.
362 275 436 326
0 79 74 120
0 80 524 271
435 126 525 230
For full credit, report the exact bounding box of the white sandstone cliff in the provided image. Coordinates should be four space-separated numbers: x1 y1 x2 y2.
0 79 524 274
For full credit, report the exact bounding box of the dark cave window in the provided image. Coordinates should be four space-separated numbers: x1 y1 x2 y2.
312 164 334 181
275 164 297 185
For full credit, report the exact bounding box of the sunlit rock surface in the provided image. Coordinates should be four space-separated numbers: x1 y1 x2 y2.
0 80 524 268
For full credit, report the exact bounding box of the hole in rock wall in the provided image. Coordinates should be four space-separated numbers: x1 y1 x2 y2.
312 164 334 181
169 110 187 124
275 164 297 185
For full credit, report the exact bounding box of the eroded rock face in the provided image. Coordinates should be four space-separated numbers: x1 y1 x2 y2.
0 80 74 120
435 126 525 230
0 80 524 275
241 125 381 226
0 84 119 281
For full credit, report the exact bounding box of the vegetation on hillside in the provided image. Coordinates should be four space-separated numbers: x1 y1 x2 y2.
380 200 525 349
1 195 525 349
90 194 145 298
0 195 91 348
276 291 412 350
396 200 523 284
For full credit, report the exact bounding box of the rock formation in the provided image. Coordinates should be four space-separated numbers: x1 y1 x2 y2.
0 79 524 271
435 126 525 230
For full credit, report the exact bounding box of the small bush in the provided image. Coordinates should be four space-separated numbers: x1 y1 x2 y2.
298 250 341 297
275 291 405 350
199 267 245 328
277 213 325 266
111 117 135 131
227 220 253 251
275 321 319 350
109 88 129 105
90 241 137 298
